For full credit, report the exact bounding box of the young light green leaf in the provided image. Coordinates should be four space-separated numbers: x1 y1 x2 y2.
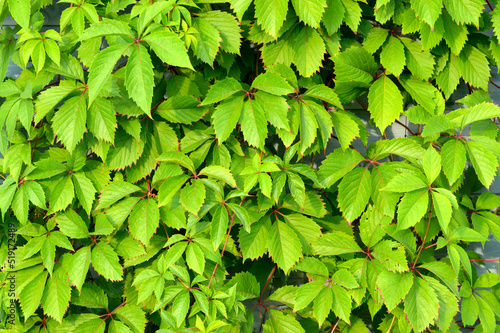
404 277 440 333
254 0 288 37
125 43 154 115
88 43 130 106
423 146 441 184
368 74 403 133
251 72 295 95
97 180 142 210
338 167 372 223
397 188 429 230
52 95 87 153
180 179 206 216
313 231 362 256
91 242 123 281
129 198 160 246
268 221 303 274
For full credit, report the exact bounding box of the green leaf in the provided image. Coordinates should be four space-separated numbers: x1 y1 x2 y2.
186 242 205 275
49 175 75 213
156 96 209 124
157 174 189 207
380 36 405 77
42 265 71 323
314 287 333 327
72 283 109 309
293 26 326 77
333 47 377 83
367 74 403 133
193 17 220 65
231 0 253 21
331 111 359 150
212 93 245 143
52 95 87 153
458 45 490 91
331 284 352 324
91 242 123 281
114 305 147 333
431 190 452 232
200 165 237 188
72 172 96 215
80 18 134 40
376 271 414 312
363 27 389 54
252 72 295 95
313 231 362 256
254 0 288 37
56 209 89 239
268 221 303 274
291 0 327 28
211 205 229 250
404 277 440 333
461 102 500 128
426 276 459 331
144 31 193 69
466 141 498 189
125 43 154 115
8 0 30 31
240 98 268 150
323 0 345 35
397 188 429 230
359 205 390 246
88 97 117 143
238 217 270 260
372 240 408 272
340 0 362 32
88 43 130 105
294 281 324 311
157 151 196 174
201 78 243 105
442 0 483 26
129 198 160 246
318 148 364 187
476 192 500 211
410 0 441 28
381 172 427 192
19 269 48 319
440 12 468 55
180 179 206 216
303 84 342 110
97 180 142 210
338 167 372 223
254 92 291 131
400 75 441 114
69 246 91 292
263 310 305 333
12 183 29 224
27 159 68 180
423 146 441 184
24 180 45 209
401 38 435 81
436 54 460 99
200 11 242 54
419 261 459 296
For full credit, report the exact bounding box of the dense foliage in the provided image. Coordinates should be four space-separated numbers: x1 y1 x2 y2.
1 0 500 331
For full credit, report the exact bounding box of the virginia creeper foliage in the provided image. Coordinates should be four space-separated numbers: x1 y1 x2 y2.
1 0 500 332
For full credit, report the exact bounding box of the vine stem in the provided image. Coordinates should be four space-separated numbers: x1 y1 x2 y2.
470 258 499 261
490 80 500 89
207 198 246 288
413 201 433 266
386 315 396 333
259 264 277 301
330 318 341 332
